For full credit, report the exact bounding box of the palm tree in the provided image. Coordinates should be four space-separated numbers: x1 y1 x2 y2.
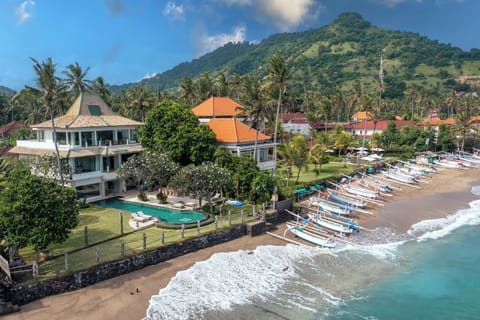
239 77 267 163
279 135 308 185
214 72 229 97
31 57 64 186
454 95 479 151
124 85 156 122
229 74 243 100
267 54 288 174
62 62 92 97
308 131 331 176
91 76 111 103
179 76 195 106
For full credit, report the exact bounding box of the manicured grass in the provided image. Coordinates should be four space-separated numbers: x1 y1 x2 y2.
277 162 354 186
17 203 260 282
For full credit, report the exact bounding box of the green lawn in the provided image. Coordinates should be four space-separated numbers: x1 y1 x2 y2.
277 162 354 186
17 203 259 282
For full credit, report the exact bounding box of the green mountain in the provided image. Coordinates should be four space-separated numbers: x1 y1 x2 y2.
0 85 15 96
113 12 480 98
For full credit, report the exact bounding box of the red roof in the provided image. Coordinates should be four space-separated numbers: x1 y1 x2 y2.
207 119 270 143
0 121 28 136
191 97 244 117
279 112 308 124
350 120 417 130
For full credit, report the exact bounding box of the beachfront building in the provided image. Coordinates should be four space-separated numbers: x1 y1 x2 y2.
279 113 312 136
351 111 373 123
9 93 143 202
191 96 244 123
348 120 417 139
192 97 276 171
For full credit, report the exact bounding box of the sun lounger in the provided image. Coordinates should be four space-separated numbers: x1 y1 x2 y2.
137 211 156 221
130 212 150 222
172 202 185 209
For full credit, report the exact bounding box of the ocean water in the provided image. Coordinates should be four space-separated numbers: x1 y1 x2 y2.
144 187 480 320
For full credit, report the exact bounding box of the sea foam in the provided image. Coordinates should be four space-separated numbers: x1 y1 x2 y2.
144 244 319 320
408 199 480 241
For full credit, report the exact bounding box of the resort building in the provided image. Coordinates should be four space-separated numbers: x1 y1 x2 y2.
9 93 143 202
191 96 244 123
192 97 276 171
351 111 373 122
279 113 312 136
348 120 417 139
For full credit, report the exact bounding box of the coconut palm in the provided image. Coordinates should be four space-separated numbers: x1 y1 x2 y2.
239 76 268 163
91 76 111 104
309 131 331 176
267 54 288 173
454 95 479 151
278 135 308 185
62 62 92 97
179 76 195 106
31 57 65 186
124 85 156 122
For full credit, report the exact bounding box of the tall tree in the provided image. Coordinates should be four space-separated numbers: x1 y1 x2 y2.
124 85 156 122
454 95 479 151
138 100 216 165
169 162 232 208
91 76 111 103
0 167 79 252
62 62 92 97
268 54 288 174
179 76 195 106
240 77 268 163
31 57 65 186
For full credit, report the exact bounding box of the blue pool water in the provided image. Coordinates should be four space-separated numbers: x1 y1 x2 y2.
95 198 206 225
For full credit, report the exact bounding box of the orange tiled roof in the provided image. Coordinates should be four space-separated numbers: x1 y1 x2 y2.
351 111 373 121
426 118 456 126
469 116 480 123
191 97 244 117
207 119 270 143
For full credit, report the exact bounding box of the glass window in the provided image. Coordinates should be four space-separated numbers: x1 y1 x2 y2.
88 105 102 115
38 130 45 141
74 156 97 173
81 131 95 146
55 132 67 145
76 184 100 199
117 130 128 145
97 130 114 145
69 132 80 146
130 129 137 142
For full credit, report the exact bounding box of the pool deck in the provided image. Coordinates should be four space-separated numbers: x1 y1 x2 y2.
120 191 201 230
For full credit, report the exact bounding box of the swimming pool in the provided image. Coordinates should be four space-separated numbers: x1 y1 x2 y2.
94 198 206 225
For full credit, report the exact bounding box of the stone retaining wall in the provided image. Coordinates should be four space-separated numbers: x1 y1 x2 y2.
6 226 246 306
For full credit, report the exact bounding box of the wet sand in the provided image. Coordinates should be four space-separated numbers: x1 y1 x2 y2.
4 168 480 320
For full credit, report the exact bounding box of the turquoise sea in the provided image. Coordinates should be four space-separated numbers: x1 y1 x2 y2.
144 187 480 320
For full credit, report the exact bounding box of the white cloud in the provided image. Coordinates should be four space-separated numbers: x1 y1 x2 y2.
15 0 35 24
375 0 464 7
196 25 246 57
139 72 159 81
214 0 318 31
163 2 184 20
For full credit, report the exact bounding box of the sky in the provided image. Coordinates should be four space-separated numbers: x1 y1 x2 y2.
1 0 478 91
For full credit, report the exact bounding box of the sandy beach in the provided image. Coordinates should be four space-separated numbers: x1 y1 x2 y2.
4 167 480 320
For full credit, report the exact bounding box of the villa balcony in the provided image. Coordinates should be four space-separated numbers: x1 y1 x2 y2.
257 160 276 171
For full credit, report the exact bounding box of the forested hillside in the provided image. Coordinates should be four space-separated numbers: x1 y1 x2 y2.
115 12 480 99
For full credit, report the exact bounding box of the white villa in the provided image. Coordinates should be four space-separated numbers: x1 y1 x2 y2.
192 97 277 171
10 93 143 202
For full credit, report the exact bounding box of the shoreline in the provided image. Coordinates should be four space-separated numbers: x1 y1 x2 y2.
4 168 480 320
